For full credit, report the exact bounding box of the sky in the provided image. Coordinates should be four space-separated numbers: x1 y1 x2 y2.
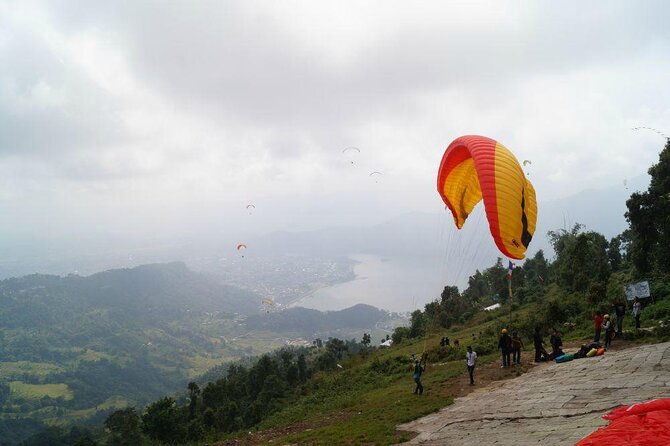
1 0 669 244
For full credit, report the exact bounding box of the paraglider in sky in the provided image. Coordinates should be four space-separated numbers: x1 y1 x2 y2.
369 171 383 183
262 297 274 313
437 135 537 260
632 126 669 139
522 160 532 166
236 244 247 258
246 204 255 215
342 147 360 165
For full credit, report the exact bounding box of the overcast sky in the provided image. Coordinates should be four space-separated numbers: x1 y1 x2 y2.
1 0 669 242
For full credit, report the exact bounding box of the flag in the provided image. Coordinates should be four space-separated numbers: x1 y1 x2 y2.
507 261 515 280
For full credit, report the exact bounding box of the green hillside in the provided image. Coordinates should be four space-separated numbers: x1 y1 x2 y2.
0 262 393 444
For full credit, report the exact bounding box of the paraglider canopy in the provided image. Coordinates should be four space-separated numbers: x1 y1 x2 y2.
436 135 537 260
342 147 360 165
236 244 247 257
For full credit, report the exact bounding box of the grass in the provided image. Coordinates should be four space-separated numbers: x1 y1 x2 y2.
213 310 519 446
0 361 64 379
9 381 74 401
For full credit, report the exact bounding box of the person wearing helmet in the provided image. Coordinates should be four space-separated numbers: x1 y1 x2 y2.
603 314 613 349
498 328 512 368
593 310 603 343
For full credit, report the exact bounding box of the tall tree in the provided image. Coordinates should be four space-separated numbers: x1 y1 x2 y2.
105 408 143 446
626 139 670 275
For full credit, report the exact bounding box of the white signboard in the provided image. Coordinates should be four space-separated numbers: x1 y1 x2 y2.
624 281 651 300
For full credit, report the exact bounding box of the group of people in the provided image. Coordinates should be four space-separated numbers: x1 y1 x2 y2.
594 296 642 348
497 329 525 367
411 297 644 394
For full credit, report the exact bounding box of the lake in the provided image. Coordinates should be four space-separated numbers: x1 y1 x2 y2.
292 254 449 313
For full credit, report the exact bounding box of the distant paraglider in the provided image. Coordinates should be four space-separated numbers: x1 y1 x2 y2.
246 204 255 215
262 297 274 313
342 147 361 165
236 244 247 258
632 126 669 139
369 171 383 183
437 135 538 260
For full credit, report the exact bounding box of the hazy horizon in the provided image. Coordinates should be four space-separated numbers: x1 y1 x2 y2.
1 1 669 248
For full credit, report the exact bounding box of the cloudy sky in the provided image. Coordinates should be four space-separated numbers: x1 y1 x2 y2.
1 0 669 242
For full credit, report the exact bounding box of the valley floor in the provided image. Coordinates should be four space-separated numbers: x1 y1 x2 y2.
397 341 670 445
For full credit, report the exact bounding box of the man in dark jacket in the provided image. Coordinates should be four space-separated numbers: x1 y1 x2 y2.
549 327 563 360
614 301 626 336
498 329 512 368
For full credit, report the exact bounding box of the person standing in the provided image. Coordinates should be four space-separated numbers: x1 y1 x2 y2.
412 359 424 395
466 346 477 385
614 301 626 336
498 329 512 368
593 311 603 343
533 326 549 362
603 314 613 349
511 331 524 365
632 297 642 329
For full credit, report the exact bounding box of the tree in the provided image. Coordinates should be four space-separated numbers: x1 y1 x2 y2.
626 139 670 275
548 225 610 293
187 381 200 420
141 397 185 444
361 333 371 346
408 310 426 338
325 338 348 360
105 408 143 446
297 354 308 383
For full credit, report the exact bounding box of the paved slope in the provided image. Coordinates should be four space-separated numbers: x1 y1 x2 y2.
398 342 670 445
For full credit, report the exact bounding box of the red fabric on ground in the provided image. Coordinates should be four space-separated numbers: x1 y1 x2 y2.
577 399 670 446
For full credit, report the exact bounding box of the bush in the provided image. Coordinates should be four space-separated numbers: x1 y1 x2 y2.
391 327 411 345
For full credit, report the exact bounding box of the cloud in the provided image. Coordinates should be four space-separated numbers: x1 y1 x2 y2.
0 0 668 238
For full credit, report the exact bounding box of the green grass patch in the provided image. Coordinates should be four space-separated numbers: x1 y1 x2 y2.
9 381 74 401
0 361 64 379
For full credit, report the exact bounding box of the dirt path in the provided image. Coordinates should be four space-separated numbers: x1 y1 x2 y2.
397 341 670 445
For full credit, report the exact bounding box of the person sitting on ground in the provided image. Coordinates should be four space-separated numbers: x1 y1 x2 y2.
533 326 549 362
466 346 477 385
603 314 613 349
593 310 603 343
549 327 563 360
498 329 512 368
511 330 524 365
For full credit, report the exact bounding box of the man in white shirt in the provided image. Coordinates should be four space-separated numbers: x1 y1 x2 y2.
466 346 477 385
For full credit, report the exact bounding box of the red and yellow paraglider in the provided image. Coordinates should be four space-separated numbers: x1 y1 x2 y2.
437 135 537 260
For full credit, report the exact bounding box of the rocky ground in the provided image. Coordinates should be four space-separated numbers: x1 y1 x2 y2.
397 341 670 445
